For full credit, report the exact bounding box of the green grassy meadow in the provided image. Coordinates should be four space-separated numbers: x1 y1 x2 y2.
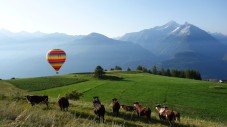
7 76 87 91
1 71 227 126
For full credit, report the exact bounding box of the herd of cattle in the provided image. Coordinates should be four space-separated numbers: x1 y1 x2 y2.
25 95 180 126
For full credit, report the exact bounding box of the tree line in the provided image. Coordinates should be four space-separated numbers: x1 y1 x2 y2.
94 65 201 80
137 65 201 80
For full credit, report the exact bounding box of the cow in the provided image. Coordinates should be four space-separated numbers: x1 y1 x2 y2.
158 105 180 121
58 97 69 111
25 95 48 107
93 96 105 123
133 102 151 120
121 105 135 112
155 104 178 127
112 98 120 116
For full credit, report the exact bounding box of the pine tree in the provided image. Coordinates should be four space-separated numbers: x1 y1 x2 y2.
152 65 158 74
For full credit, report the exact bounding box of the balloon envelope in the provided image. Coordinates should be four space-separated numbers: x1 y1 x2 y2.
46 49 66 73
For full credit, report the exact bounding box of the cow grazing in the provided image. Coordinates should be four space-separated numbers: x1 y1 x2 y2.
25 95 48 107
133 102 151 120
93 96 105 123
58 97 69 111
155 104 177 127
121 105 135 112
112 98 120 116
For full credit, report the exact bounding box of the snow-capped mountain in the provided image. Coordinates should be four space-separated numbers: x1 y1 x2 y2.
119 21 226 58
119 21 227 79
1 21 227 79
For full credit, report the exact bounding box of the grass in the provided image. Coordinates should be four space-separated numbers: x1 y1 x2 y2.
7 75 88 91
2 71 227 126
0 99 225 127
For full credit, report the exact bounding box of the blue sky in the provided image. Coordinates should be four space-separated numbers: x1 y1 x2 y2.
0 0 226 37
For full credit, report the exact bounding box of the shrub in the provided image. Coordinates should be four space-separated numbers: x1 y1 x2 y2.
65 90 83 100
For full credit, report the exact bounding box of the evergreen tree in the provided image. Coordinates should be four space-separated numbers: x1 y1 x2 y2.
160 68 166 76
115 66 122 70
152 65 158 74
142 67 148 72
166 68 171 76
136 65 143 71
94 65 105 78
195 71 202 80
171 69 178 77
127 67 131 71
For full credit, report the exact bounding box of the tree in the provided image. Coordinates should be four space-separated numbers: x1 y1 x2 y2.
160 68 166 76
195 71 202 80
136 65 143 71
152 65 158 74
94 65 105 78
166 68 171 76
127 67 131 71
142 67 148 72
171 69 178 77
115 66 122 70
185 70 201 80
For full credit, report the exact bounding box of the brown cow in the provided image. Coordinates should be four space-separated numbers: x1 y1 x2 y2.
25 95 48 107
58 97 69 111
155 104 178 127
121 105 135 112
162 106 180 121
112 98 120 116
133 102 151 120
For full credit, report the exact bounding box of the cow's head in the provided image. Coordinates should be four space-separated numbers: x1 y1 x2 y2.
112 98 118 102
133 102 140 107
25 95 30 99
155 104 162 110
93 96 100 103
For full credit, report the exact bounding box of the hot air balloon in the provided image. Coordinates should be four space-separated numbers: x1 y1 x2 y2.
46 49 66 74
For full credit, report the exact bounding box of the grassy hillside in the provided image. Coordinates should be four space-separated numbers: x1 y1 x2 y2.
2 71 227 126
7 76 87 91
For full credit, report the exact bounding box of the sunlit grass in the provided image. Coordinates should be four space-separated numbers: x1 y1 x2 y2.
2 71 227 126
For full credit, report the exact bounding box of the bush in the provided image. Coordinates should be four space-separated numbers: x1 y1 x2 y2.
65 90 83 100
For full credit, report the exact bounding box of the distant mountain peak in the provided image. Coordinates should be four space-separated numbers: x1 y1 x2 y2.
87 32 108 38
156 20 180 31
165 20 179 26
170 22 197 36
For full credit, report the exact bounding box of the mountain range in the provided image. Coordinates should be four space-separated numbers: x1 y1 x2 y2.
0 21 227 79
